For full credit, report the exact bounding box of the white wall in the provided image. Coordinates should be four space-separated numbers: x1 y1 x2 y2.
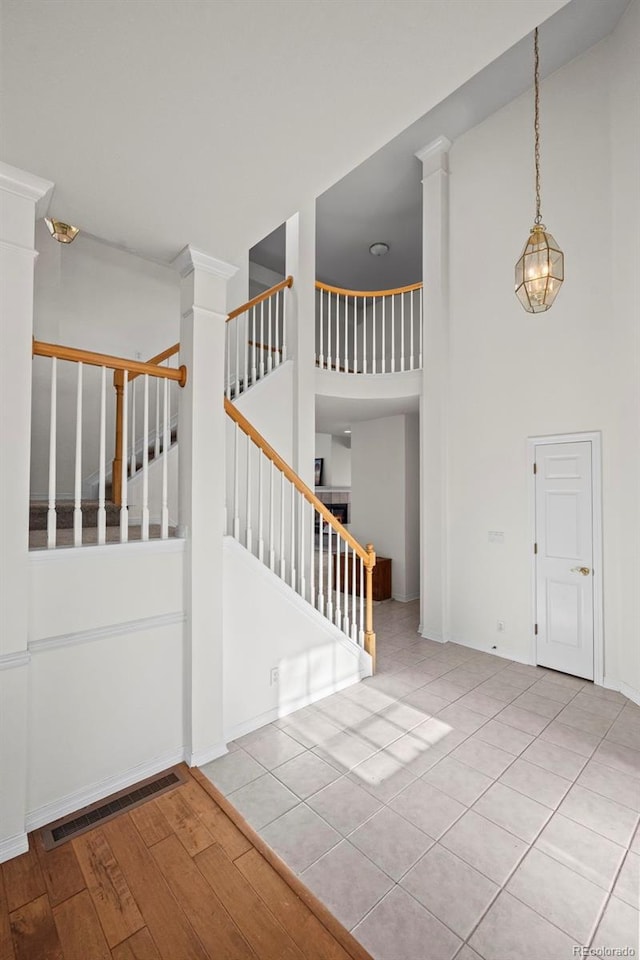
222 537 368 739
31 228 180 496
233 360 293 464
446 13 640 696
351 414 420 602
314 432 352 488
26 542 185 826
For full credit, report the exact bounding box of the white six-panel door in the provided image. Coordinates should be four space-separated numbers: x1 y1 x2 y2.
535 440 594 680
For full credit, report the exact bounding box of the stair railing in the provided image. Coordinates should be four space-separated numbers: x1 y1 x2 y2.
225 397 377 669
112 342 180 506
32 338 186 548
315 280 423 374
225 276 293 399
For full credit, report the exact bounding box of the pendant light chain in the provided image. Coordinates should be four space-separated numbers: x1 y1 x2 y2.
534 26 542 224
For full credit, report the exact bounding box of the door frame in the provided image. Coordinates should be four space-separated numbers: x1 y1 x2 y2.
527 431 604 686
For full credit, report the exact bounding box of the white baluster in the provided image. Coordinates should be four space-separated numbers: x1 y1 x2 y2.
299 498 306 601
280 471 286 580
400 293 405 372
281 286 288 362
267 295 273 373
46 358 58 548
120 371 129 543
161 376 169 539
419 287 423 369
334 292 340 373
410 290 414 371
274 290 281 367
351 546 358 641
154 377 160 459
290 484 296 589
269 460 275 571
353 296 358 373
363 297 367 374
244 311 249 394
141 373 149 540
233 421 240 539
259 300 265 380
335 528 342 628
327 521 333 622
318 506 324 615
251 306 257 386
319 287 324 369
246 434 252 553
258 450 264 562
97 365 107 545
372 296 376 374
390 294 395 372
343 537 349 633
130 379 136 476
73 361 83 547
309 502 315 610
327 291 332 370
381 296 386 373
225 321 231 398
343 293 348 373
360 558 365 646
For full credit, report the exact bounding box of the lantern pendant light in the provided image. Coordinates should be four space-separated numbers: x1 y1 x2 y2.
515 27 564 313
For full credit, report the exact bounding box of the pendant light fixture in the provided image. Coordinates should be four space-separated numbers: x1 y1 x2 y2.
515 27 564 313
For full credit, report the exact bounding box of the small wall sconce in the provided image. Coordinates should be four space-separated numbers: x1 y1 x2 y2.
44 218 80 244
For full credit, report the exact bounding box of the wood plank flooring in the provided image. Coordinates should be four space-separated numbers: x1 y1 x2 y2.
1 765 372 960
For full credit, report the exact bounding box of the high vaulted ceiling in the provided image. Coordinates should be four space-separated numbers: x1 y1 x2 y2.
2 0 568 267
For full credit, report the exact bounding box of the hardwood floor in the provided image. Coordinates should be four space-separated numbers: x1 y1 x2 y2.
1 766 372 960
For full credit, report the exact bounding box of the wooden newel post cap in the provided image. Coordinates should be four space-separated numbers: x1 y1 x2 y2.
366 544 376 567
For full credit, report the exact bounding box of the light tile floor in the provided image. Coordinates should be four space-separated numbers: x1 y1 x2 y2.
202 599 640 960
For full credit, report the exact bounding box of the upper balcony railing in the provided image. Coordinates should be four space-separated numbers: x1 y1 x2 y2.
315 281 423 375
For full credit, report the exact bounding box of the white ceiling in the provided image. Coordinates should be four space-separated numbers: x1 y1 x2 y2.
253 0 630 290
2 0 569 266
316 394 419 436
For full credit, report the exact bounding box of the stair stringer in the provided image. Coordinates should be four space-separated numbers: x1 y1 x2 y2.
222 535 372 743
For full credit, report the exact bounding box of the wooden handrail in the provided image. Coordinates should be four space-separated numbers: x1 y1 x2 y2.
224 397 373 568
33 339 187 386
315 280 423 298
127 342 179 383
227 275 293 322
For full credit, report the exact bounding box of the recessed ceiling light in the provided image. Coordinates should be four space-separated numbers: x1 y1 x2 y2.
369 242 389 257
344 429 351 434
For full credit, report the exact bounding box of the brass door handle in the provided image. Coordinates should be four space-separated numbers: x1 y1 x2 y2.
570 566 591 576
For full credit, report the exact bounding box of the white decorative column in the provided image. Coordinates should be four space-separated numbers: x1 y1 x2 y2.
286 204 316 488
173 246 238 766
416 137 451 644
0 163 53 861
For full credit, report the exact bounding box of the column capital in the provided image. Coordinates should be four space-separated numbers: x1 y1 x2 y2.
415 136 452 177
0 161 54 215
172 244 238 281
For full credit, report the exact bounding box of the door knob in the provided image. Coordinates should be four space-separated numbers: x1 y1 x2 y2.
570 566 591 576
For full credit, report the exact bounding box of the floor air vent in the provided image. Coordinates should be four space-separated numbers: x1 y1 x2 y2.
40 765 187 849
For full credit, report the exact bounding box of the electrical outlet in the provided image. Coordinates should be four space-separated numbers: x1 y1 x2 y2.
270 667 279 686
497 620 505 632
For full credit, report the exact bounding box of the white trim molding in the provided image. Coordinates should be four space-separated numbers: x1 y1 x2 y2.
0 832 29 864
186 742 228 768
172 245 238 280
604 678 640 707
415 135 452 176
0 650 31 671
0 238 39 259
28 536 186 564
29 611 185 655
527 431 604 687
25 749 185 832
0 160 54 211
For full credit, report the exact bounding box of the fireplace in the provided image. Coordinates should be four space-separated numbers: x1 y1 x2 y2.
316 502 349 531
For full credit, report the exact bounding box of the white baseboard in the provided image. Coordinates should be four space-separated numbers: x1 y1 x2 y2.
25 748 185 832
186 742 228 767
419 626 448 644
446 634 534 666
603 677 640 706
0 832 28 864
393 593 420 603
223 670 364 745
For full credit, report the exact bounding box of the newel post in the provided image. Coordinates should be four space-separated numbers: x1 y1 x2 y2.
172 245 238 767
364 543 377 672
0 162 54 861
